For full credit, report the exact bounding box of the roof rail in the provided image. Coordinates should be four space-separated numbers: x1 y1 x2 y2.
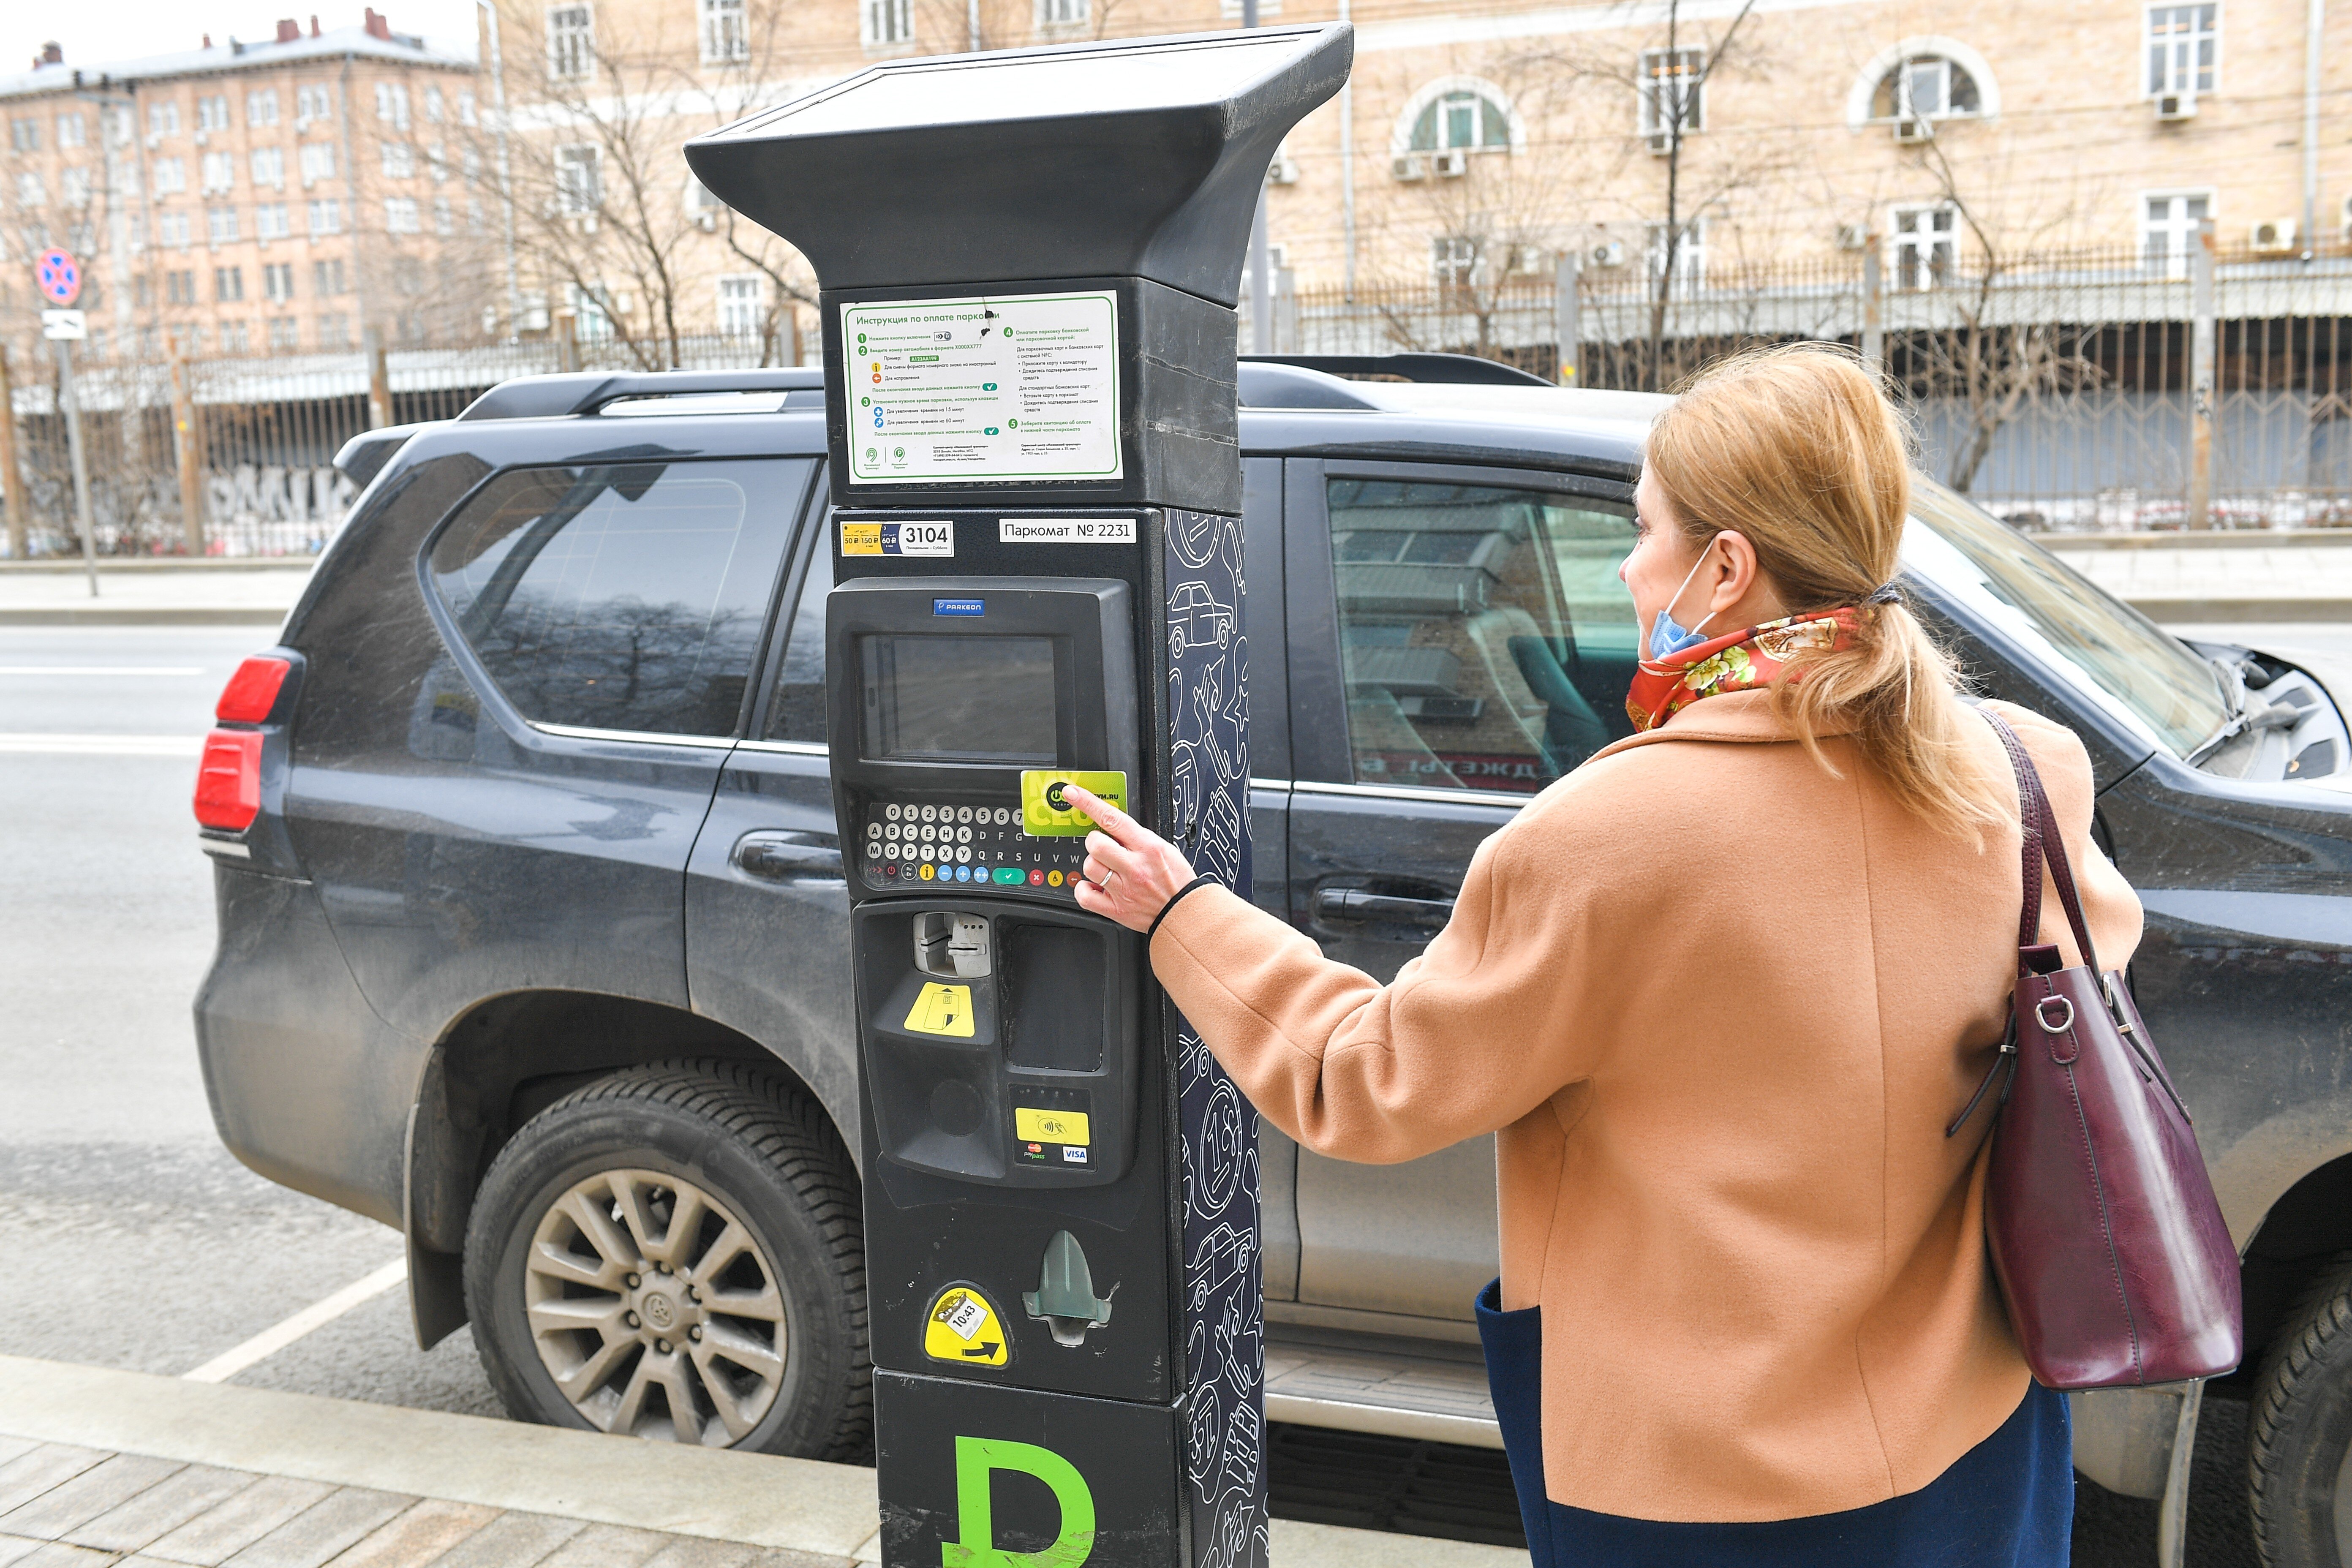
457 368 825 422
1239 352 1552 389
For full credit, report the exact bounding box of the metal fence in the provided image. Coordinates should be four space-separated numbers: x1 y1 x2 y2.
0 330 794 558
1249 239 2352 531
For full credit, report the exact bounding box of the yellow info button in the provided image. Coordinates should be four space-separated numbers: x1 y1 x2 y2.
1015 1107 1090 1146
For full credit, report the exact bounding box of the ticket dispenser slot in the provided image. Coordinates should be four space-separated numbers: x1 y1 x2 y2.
831 576 1142 1189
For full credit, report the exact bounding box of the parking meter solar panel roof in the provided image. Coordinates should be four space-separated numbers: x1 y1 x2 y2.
683 24 1351 307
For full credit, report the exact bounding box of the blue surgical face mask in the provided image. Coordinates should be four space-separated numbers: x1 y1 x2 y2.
1644 547 1719 661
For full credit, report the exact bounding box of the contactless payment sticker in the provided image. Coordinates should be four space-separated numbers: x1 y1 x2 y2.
1015 1107 1090 1146
923 1285 1010 1366
1020 770 1127 837
839 520 953 557
903 982 975 1037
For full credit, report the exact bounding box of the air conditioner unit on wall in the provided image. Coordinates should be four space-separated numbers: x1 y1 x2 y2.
1835 223 1872 251
1893 117 1934 144
1645 131 1673 156
694 210 716 231
1589 239 1628 269
2251 218 2297 253
1432 149 1469 177
2156 92 2198 121
1266 153 1300 185
1391 153 1426 182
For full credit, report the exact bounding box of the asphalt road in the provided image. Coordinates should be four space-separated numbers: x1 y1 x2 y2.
0 620 2332 1564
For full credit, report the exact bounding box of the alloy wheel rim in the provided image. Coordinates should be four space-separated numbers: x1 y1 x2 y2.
524 1168 787 1446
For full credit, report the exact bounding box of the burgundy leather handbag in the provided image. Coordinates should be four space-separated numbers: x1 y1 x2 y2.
1948 713 2243 1388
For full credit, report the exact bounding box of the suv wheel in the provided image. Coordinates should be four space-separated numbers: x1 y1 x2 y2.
2251 1251 2352 1567
464 1059 868 1459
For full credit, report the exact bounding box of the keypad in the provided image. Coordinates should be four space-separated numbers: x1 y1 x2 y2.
858 797 1089 897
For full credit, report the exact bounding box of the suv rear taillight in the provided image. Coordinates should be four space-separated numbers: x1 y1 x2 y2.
216 656 291 722
194 731 264 830
195 656 293 833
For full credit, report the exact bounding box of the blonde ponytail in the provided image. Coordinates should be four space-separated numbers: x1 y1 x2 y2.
1645 343 2009 841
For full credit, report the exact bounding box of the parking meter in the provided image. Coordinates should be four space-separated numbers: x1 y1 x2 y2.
686 26 1350 1568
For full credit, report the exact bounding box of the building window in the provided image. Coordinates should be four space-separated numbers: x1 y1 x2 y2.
457 90 477 126
718 275 763 335
466 197 485 231
296 83 332 125
425 84 445 122
863 0 912 46
299 142 336 185
256 202 291 240
166 269 196 305
149 102 182 138
314 258 347 295
263 261 296 300
56 112 85 148
569 282 616 341
2142 191 2211 276
2148 5 2217 97
426 142 448 181
701 0 749 61
268 317 301 351
381 142 416 179
152 158 188 195
318 311 351 348
462 147 481 185
198 95 231 132
16 172 45 207
1891 204 1957 289
208 205 240 244
548 4 595 79
60 167 90 207
1431 234 1482 290
385 195 422 233
248 90 280 127
159 212 193 248
1403 80 1514 154
307 197 342 235
201 151 236 193
376 82 411 128
215 265 245 302
220 320 251 354
1645 219 1706 284
10 117 40 152
556 144 601 213
251 147 286 188
1036 0 1087 24
433 196 455 234
1638 48 1705 148
1871 55 1982 122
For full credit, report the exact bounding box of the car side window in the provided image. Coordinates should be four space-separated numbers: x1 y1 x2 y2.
427 458 801 737
1327 477 1639 795
763 534 831 743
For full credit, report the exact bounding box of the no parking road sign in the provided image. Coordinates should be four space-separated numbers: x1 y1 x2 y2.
36 248 81 307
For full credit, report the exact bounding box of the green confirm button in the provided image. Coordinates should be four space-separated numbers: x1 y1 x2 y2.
992 867 1024 885
1021 770 1127 837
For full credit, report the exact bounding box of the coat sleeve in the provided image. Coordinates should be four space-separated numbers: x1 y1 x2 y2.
1148 814 1606 1165
1987 702 2144 974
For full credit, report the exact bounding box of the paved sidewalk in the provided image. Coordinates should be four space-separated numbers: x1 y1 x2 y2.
0 563 310 626
0 1358 1521 1568
2043 540 2352 621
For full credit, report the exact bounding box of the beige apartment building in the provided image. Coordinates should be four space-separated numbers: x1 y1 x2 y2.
478 0 2347 349
0 11 484 362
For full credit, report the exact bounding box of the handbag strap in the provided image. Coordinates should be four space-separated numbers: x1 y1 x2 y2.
1982 710 2104 976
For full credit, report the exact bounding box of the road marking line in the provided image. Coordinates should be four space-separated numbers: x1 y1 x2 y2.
182 1258 409 1384
0 734 204 755
0 666 207 675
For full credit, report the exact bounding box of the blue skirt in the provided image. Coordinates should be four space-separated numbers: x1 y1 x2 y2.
1475 1280 2072 1567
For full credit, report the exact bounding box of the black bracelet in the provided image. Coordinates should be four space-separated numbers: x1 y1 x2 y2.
1147 874 1219 941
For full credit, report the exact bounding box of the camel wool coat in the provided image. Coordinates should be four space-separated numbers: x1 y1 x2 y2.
1149 692 2143 1524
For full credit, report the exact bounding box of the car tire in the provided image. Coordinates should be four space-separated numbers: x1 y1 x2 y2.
2250 1251 2352 1568
463 1058 868 1460
1171 626 1187 659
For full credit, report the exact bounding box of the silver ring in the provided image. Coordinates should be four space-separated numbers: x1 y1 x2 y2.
2035 996 2075 1034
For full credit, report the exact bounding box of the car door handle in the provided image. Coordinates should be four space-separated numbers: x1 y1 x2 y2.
1312 888 1456 928
732 830 842 882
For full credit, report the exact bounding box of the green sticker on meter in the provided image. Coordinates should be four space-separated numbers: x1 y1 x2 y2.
1021 770 1128 837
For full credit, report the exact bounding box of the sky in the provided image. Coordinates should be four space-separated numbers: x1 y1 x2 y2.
5 0 480 76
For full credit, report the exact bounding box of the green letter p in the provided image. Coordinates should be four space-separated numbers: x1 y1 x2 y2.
941 1437 1096 1568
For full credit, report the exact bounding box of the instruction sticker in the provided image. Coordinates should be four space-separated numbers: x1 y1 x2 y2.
923 1285 1010 1367
1020 770 1128 837
841 520 954 557
999 517 1138 545
903 982 975 1038
843 292 1122 485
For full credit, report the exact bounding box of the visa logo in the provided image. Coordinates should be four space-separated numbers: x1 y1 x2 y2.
933 598 985 617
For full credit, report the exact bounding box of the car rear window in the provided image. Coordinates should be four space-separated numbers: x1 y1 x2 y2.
426 459 803 737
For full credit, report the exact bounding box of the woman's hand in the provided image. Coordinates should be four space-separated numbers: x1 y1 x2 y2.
1062 784 1198 934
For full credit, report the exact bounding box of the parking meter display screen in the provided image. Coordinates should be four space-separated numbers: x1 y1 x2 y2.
861 634 1059 763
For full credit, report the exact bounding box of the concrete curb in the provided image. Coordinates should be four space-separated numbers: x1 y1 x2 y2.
0 1357 1524 1568
0 560 318 573
0 607 288 626
2125 599 2352 623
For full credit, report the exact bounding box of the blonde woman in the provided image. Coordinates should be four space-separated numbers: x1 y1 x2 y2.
1065 344 2142 1566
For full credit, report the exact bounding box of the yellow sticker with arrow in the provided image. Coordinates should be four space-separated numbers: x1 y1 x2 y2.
904 982 975 1037
923 1285 1010 1367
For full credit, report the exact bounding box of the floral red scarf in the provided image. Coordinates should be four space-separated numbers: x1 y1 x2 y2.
1625 607 1865 733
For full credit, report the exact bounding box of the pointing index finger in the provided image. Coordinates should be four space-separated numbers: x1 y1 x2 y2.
1062 783 1130 832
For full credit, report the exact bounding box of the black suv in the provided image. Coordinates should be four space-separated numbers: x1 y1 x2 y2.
196 359 2352 1558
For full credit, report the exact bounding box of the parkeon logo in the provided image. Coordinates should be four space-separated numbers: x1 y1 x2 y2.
941 1437 1095 1567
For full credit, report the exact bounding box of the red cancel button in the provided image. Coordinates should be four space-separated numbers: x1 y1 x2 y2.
1028 869 1045 886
